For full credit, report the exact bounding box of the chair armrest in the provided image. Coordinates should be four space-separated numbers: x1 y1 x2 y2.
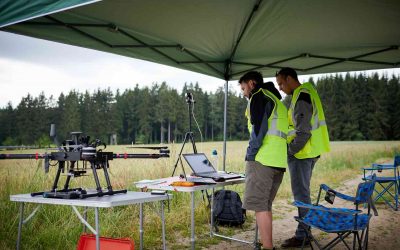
362 167 380 171
362 166 390 171
320 184 355 202
293 201 360 215
371 163 395 169
362 164 395 174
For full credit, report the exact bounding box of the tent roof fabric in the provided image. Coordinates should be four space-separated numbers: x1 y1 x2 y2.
0 0 100 28
1 0 400 80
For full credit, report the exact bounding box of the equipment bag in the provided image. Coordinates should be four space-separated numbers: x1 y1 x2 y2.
213 190 246 226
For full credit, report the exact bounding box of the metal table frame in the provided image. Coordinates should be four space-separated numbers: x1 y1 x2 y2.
10 191 170 250
136 177 258 249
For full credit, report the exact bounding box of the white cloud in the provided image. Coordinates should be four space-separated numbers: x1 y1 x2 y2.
0 56 224 107
0 31 226 108
0 58 72 106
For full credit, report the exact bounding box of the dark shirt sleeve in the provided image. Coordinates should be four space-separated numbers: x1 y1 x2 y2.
246 92 274 161
288 92 313 156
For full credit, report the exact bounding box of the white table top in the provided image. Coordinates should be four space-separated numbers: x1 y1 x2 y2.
135 176 245 192
10 191 171 208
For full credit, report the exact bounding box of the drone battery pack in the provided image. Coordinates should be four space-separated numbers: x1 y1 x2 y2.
151 190 166 195
77 234 134 250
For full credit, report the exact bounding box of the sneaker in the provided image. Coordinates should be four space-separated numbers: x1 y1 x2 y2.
281 236 310 248
256 241 276 250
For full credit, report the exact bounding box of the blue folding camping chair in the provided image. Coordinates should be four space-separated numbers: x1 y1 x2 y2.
293 175 377 250
362 155 400 210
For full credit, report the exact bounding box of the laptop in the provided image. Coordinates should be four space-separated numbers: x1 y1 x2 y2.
182 153 242 181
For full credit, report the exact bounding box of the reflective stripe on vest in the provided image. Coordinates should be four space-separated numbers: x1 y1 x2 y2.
267 105 287 140
245 101 252 133
288 120 326 136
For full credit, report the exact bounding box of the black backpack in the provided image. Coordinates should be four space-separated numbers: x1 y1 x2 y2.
212 190 246 227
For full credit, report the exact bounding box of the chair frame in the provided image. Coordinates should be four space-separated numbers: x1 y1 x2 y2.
293 176 377 250
362 156 400 211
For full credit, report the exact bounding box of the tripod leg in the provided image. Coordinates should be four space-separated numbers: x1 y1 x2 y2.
179 158 187 178
171 131 198 177
188 132 197 153
172 133 189 176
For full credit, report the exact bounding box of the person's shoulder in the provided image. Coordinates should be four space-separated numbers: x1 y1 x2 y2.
298 92 311 104
252 89 269 101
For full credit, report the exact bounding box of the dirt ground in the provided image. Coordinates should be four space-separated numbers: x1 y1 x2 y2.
204 175 400 249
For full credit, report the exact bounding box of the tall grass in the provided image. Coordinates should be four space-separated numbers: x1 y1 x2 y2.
0 141 399 249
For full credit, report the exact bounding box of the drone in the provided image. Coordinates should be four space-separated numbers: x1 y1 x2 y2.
0 124 169 199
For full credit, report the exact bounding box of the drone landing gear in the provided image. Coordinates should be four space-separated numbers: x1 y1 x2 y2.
31 160 127 199
78 160 127 199
42 188 87 199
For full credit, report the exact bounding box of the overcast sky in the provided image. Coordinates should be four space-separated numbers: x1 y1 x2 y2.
1 31 399 108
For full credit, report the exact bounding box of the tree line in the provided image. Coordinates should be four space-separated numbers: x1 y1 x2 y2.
0 73 399 146
313 72 400 141
0 82 248 146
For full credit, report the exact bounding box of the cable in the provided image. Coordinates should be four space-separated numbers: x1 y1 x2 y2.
191 101 203 153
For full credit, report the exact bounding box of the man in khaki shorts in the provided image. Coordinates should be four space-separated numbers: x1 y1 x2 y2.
239 71 288 250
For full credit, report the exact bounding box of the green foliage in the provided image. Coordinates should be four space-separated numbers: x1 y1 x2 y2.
0 82 248 145
2 136 17 146
34 134 52 148
315 73 400 141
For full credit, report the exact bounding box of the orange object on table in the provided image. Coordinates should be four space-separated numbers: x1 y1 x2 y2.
170 181 195 187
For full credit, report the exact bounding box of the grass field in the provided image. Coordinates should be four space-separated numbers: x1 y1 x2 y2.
0 141 399 249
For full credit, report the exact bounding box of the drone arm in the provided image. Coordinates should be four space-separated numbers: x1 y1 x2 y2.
0 153 47 160
113 153 170 159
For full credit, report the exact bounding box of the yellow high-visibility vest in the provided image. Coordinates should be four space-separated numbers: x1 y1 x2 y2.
245 88 288 168
288 82 330 159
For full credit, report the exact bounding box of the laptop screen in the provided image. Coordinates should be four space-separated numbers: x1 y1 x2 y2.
183 153 216 174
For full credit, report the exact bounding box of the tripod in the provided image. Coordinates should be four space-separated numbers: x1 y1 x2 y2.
171 93 197 177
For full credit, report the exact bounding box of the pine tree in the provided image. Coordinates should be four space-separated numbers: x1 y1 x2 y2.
61 90 81 137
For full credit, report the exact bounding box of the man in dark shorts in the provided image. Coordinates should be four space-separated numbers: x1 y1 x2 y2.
239 71 288 250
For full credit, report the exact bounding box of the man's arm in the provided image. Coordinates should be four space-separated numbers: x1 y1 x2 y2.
288 92 312 156
246 92 273 161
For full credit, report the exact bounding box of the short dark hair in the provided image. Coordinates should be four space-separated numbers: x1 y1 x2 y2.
239 71 263 85
276 67 298 81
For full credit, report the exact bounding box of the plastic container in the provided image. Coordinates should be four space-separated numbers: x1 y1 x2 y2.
77 234 134 250
211 149 218 171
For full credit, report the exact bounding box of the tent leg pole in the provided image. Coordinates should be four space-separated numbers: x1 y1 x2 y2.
223 79 228 172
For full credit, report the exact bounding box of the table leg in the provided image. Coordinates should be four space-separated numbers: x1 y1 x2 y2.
16 203 24 250
140 203 143 250
210 187 215 237
254 223 259 249
191 191 195 250
83 206 87 233
95 207 100 250
161 201 166 250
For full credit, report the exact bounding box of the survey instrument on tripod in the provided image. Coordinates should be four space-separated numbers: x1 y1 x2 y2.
171 92 198 178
